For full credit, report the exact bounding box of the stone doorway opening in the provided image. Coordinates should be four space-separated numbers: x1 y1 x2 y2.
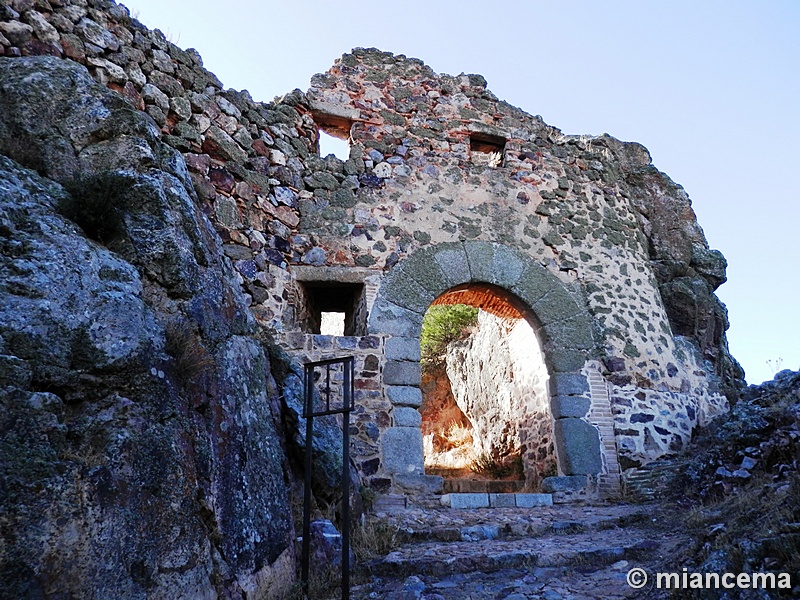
420 284 555 492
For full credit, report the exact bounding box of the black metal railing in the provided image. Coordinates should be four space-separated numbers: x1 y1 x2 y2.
301 356 355 599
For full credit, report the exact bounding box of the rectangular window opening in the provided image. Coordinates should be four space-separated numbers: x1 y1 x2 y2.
470 132 506 167
314 113 353 161
300 281 365 336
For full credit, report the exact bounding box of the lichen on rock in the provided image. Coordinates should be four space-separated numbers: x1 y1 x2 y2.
0 56 293 599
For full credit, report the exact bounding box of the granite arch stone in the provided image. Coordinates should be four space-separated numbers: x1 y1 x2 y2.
553 418 603 475
368 297 423 337
399 244 452 298
377 268 436 315
432 242 471 288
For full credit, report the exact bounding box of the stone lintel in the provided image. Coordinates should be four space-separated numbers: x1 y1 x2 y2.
467 121 505 138
292 265 373 283
308 99 361 121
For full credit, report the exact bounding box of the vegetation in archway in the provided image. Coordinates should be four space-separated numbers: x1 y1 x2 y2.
420 304 478 366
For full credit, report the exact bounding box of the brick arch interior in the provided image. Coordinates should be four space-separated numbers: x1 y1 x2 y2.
368 241 604 491
431 282 531 321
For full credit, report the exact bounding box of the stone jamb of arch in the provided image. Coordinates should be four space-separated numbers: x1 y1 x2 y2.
368 241 604 491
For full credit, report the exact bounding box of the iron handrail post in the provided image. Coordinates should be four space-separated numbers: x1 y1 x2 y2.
300 356 355 600
301 364 313 592
341 358 352 599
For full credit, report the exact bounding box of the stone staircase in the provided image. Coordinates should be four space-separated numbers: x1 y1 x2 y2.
358 505 663 583
368 536 657 580
586 366 623 498
623 456 688 500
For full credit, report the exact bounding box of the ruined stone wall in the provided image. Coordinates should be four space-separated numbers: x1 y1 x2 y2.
301 51 728 387
0 0 743 489
281 331 391 488
1 0 317 333
610 383 726 469
300 50 739 475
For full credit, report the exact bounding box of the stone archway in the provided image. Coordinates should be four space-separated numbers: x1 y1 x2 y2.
368 241 604 492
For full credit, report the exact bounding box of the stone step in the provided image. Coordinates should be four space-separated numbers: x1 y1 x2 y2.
440 493 552 509
380 506 650 544
372 494 408 513
442 479 525 494
400 519 581 544
623 457 688 499
366 531 658 578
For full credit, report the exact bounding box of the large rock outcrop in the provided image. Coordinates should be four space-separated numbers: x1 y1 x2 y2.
622 155 745 401
0 56 294 599
444 311 553 486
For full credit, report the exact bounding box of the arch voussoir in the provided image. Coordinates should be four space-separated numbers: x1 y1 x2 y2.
432 242 471 288
399 245 453 298
544 347 588 373
490 244 526 288
531 287 585 324
463 240 498 283
510 263 559 311
542 317 595 352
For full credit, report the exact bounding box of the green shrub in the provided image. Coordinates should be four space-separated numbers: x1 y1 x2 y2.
420 304 478 365
471 452 523 479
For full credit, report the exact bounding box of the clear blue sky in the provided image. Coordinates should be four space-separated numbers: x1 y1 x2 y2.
123 0 799 385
